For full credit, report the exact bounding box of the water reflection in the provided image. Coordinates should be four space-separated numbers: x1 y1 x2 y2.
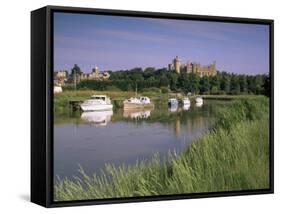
54 100 225 178
182 104 191 111
168 106 178 112
123 109 151 119
195 102 203 107
81 110 113 126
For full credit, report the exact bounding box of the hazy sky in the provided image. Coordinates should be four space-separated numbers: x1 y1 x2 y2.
54 12 270 75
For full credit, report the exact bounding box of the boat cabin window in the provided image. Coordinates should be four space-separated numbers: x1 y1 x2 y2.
91 96 105 101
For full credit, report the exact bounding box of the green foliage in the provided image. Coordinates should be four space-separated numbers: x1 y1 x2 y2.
200 76 210 94
215 97 269 130
262 74 270 97
72 65 268 95
160 87 169 94
54 97 270 201
141 87 161 93
105 85 122 91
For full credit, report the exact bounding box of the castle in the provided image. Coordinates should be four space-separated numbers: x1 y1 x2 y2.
54 66 110 86
168 56 217 77
79 66 110 81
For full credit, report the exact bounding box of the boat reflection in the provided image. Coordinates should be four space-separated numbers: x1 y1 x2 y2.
168 106 178 112
81 110 113 126
123 109 151 119
195 102 203 107
182 104 190 111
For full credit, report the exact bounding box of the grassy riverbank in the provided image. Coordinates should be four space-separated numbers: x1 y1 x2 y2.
54 97 270 201
54 89 260 111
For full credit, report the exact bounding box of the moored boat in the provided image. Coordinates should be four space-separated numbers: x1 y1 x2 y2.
168 98 178 108
54 86 63 93
182 97 190 106
195 96 203 104
80 95 113 111
123 96 154 109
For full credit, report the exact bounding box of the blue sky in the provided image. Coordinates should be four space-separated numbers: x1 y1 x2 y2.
54 12 269 75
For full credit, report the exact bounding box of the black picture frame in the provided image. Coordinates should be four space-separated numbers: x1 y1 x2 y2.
31 5 274 208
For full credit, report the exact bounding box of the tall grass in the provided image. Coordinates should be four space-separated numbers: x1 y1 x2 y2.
54 97 270 201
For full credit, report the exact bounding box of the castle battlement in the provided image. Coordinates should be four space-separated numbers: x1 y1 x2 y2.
168 56 217 77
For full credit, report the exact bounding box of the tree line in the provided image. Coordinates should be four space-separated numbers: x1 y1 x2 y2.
75 67 269 96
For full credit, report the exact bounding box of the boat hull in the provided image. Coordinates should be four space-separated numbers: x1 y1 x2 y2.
80 104 113 111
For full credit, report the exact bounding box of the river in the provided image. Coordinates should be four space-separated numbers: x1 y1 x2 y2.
54 100 222 178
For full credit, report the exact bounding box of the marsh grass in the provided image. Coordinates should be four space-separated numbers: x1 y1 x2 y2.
54 97 270 201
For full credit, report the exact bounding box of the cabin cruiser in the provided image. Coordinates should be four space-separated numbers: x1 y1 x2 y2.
81 110 113 126
168 98 178 108
80 95 113 111
182 97 190 106
195 96 203 105
123 96 154 109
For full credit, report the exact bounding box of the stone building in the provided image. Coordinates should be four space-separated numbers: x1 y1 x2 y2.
168 56 217 77
54 70 68 86
76 66 110 82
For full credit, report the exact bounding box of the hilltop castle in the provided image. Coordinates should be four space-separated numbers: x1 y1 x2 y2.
168 56 217 77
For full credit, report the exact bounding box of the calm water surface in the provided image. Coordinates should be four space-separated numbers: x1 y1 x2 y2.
54 100 221 178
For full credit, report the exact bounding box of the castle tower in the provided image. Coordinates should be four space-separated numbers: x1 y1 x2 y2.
92 65 99 74
212 61 217 75
173 56 181 74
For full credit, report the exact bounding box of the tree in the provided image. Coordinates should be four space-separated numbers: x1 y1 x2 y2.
160 75 169 87
168 72 179 91
188 73 200 94
71 64 82 76
254 75 264 94
211 86 219 94
177 73 189 93
199 76 210 94
230 75 240 95
262 74 270 96
220 73 231 94
210 75 220 91
71 64 83 90
239 75 248 93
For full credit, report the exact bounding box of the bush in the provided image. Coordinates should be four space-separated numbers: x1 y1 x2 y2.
105 85 121 91
160 87 169 93
141 87 161 93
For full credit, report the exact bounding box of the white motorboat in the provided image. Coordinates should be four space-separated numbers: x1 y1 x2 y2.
54 86 62 93
123 96 154 109
195 96 203 104
182 97 190 106
81 110 113 126
168 98 178 107
182 104 190 111
80 95 113 111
